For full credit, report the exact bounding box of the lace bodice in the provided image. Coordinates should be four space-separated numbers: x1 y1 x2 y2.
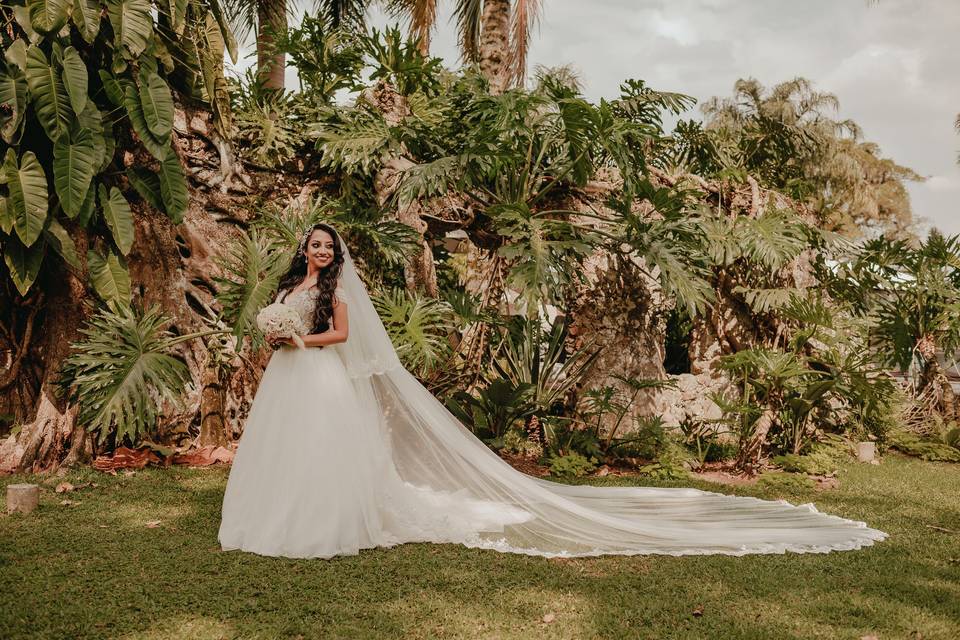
275 286 349 332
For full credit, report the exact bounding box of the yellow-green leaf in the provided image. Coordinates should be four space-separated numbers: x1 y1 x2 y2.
123 82 167 159
3 236 45 296
27 0 69 35
138 69 173 141
71 0 102 44
158 149 188 223
43 217 80 269
25 44 72 141
0 196 12 234
4 39 28 71
87 247 131 302
4 149 49 247
0 67 27 144
106 0 153 60
54 128 97 218
61 46 88 114
99 184 135 255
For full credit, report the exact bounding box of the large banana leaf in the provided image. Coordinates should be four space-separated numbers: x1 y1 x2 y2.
3 236 45 296
0 68 27 143
42 217 81 269
123 82 168 159
138 69 173 141
24 45 72 141
87 247 131 302
99 184 135 255
53 128 97 217
58 303 191 446
4 149 48 247
71 0 102 43
61 46 88 114
106 0 153 60
27 0 69 35
158 148 188 223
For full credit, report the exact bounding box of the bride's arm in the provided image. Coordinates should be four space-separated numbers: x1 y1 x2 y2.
300 298 349 347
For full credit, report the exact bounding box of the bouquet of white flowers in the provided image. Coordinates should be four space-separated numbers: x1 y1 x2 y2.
256 303 308 349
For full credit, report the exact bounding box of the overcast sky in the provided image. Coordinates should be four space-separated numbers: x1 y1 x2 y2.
257 1 960 236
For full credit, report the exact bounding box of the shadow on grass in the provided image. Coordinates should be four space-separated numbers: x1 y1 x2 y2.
1 456 958 639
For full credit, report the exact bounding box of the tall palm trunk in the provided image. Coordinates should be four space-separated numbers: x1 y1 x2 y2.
257 0 286 90
479 0 511 94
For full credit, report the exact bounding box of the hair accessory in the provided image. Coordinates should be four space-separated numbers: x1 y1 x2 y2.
297 227 313 256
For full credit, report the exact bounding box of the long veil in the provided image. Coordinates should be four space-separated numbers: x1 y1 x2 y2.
333 233 887 557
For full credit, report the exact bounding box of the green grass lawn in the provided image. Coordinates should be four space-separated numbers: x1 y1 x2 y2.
1 454 958 640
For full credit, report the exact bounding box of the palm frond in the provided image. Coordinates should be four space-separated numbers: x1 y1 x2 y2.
213 230 288 344
58 303 192 446
373 287 454 375
454 0 483 64
507 0 542 88
385 0 439 53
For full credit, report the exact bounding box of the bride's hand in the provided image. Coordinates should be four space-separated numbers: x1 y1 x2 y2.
266 334 292 349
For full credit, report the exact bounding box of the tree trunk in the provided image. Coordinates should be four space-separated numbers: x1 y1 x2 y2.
479 0 511 94
568 251 670 439
0 123 272 473
256 0 287 91
0 232 91 473
736 407 777 474
366 81 439 296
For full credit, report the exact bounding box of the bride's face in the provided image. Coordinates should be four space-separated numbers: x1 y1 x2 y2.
304 229 335 271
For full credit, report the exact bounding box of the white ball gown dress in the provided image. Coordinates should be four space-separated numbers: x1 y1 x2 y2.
218 242 887 560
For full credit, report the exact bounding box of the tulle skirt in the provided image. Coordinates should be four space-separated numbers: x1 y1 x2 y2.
217 345 531 559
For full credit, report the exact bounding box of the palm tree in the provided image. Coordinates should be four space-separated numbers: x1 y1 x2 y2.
233 0 541 92
390 0 541 93
695 77 922 237
227 0 369 90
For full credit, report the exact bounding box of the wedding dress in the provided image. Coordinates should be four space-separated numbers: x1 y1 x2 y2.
218 233 887 559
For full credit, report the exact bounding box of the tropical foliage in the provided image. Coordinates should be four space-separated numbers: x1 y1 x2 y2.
0 0 235 298
5 8 956 480
675 77 922 238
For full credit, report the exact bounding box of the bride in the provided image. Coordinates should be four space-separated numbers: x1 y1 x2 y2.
218 223 887 559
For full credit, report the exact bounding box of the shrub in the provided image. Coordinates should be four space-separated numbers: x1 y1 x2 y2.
548 452 598 480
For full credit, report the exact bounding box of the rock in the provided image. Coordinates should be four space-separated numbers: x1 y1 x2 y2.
856 441 876 462
6 483 39 514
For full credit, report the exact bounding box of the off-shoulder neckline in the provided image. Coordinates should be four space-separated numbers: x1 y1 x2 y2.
284 286 346 298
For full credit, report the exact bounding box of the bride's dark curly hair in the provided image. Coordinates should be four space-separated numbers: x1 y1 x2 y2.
277 223 344 334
